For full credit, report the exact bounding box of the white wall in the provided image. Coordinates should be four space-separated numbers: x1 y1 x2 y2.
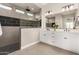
55 15 63 29
41 8 47 29
21 28 40 49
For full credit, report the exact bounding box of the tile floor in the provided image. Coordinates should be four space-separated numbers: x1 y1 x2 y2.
9 42 78 55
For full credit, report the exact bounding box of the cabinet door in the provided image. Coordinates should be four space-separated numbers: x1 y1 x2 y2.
69 32 79 53
55 32 70 50
54 32 65 47
40 30 50 42
48 31 55 41
61 35 70 50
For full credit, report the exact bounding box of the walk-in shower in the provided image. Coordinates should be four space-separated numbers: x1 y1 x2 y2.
0 16 21 55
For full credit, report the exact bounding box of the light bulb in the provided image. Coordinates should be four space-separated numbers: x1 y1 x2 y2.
70 5 74 10
66 7 69 11
62 8 65 11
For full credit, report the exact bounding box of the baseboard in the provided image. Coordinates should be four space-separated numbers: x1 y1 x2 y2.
21 41 40 50
40 41 79 55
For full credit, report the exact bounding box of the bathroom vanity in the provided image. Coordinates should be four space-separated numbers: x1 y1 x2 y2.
40 29 79 54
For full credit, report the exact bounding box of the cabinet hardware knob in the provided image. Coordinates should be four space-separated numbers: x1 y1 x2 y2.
43 34 46 36
52 36 54 37
64 37 67 39
52 33 54 34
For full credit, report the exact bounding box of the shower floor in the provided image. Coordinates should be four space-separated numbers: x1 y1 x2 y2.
0 43 20 55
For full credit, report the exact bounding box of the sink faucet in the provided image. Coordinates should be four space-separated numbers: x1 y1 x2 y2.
66 28 67 32
64 28 69 32
64 28 67 32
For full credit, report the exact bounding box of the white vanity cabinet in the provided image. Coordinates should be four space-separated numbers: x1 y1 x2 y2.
68 32 79 53
40 29 79 54
40 30 48 42
55 32 79 54
40 29 55 44
54 32 69 49
53 32 72 51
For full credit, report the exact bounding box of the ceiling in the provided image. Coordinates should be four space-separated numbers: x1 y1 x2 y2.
12 3 42 13
1 3 43 13
34 3 48 8
2 3 67 14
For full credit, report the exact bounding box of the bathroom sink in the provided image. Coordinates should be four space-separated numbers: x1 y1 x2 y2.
55 29 64 32
69 29 79 32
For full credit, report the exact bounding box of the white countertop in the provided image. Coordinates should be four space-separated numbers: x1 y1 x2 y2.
46 28 79 32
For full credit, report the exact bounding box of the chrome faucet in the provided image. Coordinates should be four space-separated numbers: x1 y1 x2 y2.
64 28 67 32
64 28 70 32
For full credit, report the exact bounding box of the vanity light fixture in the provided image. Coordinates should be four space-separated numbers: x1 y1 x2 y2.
0 4 12 10
61 4 74 11
16 9 25 14
66 6 69 11
45 10 53 16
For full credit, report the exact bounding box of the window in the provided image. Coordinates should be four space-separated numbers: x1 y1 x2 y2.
27 13 33 16
16 9 25 14
66 22 74 28
0 4 12 10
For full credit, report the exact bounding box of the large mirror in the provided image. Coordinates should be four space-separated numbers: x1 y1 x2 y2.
46 17 55 28
46 13 77 29
62 14 75 29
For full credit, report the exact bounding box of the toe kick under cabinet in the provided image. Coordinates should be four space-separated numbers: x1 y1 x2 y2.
40 30 79 54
